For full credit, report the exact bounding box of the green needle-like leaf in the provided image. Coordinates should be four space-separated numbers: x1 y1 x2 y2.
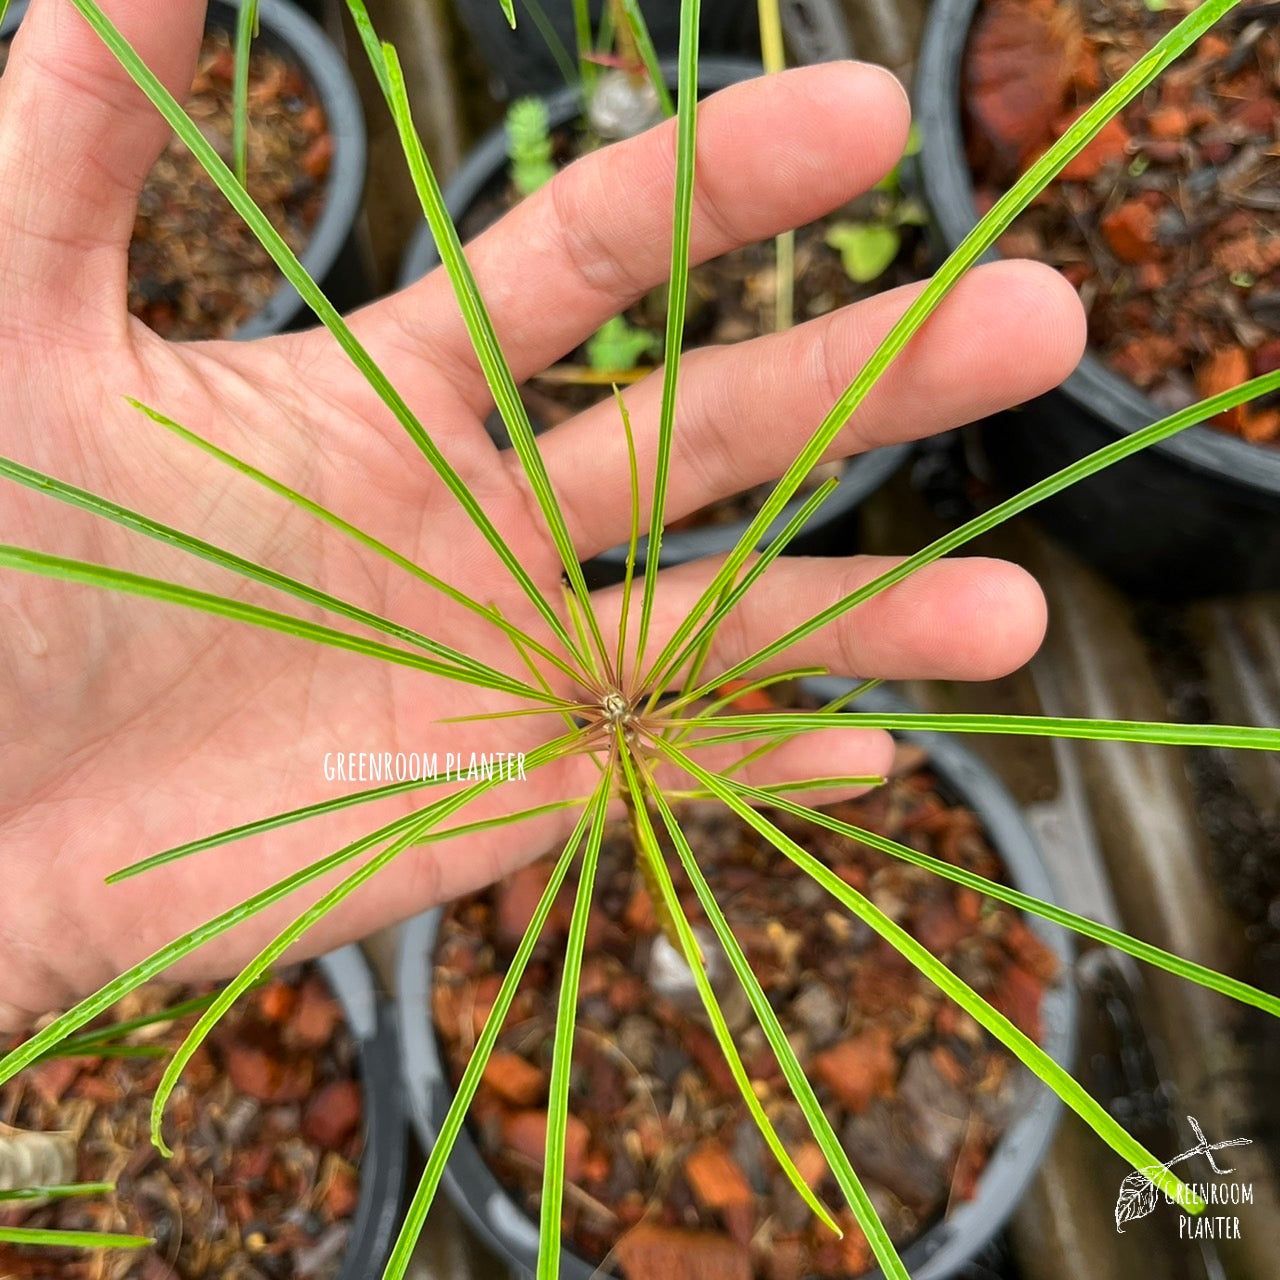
0 1227 153 1249
150 790 489 1155
500 0 516 28
108 773 454 882
640 0 1255 693
382 774 613 1280
37 990 238 1058
645 778 908 1280
70 0 585 667
720 679 884 778
665 744 1207 1213
378 37 612 680
635 0 701 668
232 0 259 186
520 0 577 90
570 0 596 95
537 769 609 1278
615 388 642 681
127 400 588 690
617 743 841 1235
0 544 566 706
669 667 828 729
679 711 1280 753
0 454 543 699
720 775 1280 1019
668 371 1280 700
646 476 839 710
617 0 676 117
0 1183 114 1204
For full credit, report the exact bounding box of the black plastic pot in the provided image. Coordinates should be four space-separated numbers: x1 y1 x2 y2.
452 0 852 100
398 61 911 584
395 683 1077 1280
915 0 1280 599
0 0 367 340
319 944 408 1280
453 1 753 100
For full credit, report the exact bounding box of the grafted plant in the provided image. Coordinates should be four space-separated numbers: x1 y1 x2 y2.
2 0 1280 1277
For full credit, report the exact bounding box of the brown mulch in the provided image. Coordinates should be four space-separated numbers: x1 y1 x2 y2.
433 754 1057 1280
0 30 330 342
964 0 1280 444
0 966 363 1280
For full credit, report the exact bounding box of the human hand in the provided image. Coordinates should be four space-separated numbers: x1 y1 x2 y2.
0 0 1083 1030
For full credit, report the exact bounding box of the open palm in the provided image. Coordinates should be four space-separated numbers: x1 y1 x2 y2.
0 0 1084 1031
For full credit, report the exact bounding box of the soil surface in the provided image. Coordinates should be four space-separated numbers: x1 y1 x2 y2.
0 30 331 341
432 753 1058 1279
963 0 1280 444
0 966 364 1280
460 119 931 527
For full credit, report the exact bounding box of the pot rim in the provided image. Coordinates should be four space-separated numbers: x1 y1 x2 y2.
395 682 1078 1280
0 0 367 342
320 945 409 1280
914 0 1280 492
396 58 913 569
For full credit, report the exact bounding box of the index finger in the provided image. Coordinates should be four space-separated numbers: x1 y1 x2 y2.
341 62 911 411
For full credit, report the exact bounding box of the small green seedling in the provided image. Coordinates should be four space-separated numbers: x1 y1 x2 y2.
506 96 557 197
585 315 660 372
826 128 928 285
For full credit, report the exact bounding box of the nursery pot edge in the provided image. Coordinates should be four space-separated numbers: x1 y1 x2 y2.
1 0 368 342
319 944 408 1280
915 0 1280 597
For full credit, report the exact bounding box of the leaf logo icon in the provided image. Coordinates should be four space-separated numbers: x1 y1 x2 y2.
1115 1164 1167 1232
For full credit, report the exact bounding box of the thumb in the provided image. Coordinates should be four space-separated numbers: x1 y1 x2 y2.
0 0 204 333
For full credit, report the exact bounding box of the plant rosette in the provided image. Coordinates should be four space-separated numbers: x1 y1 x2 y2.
0 948 404 1280
398 62 914 582
917 0 1280 597
0 0 365 341
397 685 1076 1280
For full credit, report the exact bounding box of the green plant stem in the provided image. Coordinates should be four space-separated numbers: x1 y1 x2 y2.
232 0 259 186
570 0 597 97
616 0 675 116
757 0 793 331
